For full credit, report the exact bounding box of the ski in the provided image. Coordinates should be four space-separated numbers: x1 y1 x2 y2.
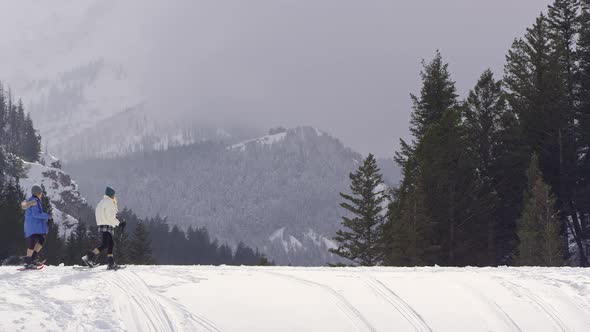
108 265 127 271
17 264 45 271
73 264 102 271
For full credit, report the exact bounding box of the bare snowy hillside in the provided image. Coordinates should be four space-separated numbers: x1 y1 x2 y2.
1 266 589 332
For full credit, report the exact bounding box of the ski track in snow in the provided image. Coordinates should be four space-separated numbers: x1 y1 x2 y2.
0 267 120 331
102 270 220 332
363 276 432 332
456 280 522 332
264 270 377 332
499 279 569 332
2 266 590 331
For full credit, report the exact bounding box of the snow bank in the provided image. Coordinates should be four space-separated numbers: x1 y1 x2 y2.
1 266 589 332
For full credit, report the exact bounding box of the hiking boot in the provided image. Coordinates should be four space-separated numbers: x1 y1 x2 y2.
81 255 98 268
23 263 37 270
106 256 119 270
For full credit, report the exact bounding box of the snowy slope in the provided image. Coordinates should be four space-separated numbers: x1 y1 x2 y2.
19 153 84 234
1 266 589 332
229 131 289 152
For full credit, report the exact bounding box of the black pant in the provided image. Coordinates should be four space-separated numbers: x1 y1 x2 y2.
28 234 46 250
97 232 114 255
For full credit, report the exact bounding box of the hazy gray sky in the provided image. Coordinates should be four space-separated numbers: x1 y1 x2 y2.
1 0 553 156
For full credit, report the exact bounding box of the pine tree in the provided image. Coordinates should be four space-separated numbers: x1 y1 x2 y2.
548 0 586 264
22 113 41 162
257 255 273 266
578 0 590 238
44 220 65 265
233 241 258 265
548 0 580 103
385 52 463 266
417 108 490 266
66 223 92 265
464 70 507 264
217 244 234 265
465 70 506 176
167 225 187 264
504 13 588 265
489 112 531 264
0 83 6 145
0 180 25 261
384 182 436 266
114 225 130 264
330 154 387 266
409 51 459 140
40 185 53 216
128 222 154 265
516 154 565 266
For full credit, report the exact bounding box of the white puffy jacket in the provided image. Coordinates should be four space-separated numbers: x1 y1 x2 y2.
95 195 120 227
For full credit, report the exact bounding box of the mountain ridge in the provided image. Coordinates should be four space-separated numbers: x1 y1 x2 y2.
66 126 383 265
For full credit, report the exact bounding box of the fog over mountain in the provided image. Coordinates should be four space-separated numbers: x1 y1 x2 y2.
0 0 551 158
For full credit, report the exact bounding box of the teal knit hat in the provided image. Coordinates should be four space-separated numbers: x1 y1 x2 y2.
105 186 116 198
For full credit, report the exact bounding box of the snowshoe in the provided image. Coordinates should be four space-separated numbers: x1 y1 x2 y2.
72 264 102 271
81 255 99 268
106 256 125 270
32 258 46 267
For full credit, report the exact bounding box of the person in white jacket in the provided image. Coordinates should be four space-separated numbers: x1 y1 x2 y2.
81 187 126 270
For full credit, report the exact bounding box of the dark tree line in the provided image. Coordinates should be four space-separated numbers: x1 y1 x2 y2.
0 82 41 263
34 206 269 266
1 185 270 266
332 0 590 267
0 82 42 164
115 208 269 266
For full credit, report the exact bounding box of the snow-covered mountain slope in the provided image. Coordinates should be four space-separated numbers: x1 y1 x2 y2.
19 153 86 234
229 130 289 152
66 127 365 265
1 266 589 332
53 105 261 161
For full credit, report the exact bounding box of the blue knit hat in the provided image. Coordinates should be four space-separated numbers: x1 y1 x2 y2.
105 186 116 198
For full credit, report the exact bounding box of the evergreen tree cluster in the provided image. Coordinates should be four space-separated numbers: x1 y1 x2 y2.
0 83 38 264
0 82 42 165
333 0 590 267
110 208 269 266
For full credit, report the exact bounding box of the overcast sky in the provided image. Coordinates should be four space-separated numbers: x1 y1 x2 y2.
1 0 553 156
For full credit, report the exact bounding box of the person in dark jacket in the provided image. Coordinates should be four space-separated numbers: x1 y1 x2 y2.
23 185 52 269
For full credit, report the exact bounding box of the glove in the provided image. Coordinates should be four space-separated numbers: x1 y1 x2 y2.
48 218 54 223
119 221 127 232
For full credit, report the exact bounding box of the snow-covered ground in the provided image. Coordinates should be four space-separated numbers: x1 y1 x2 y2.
1 266 589 332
